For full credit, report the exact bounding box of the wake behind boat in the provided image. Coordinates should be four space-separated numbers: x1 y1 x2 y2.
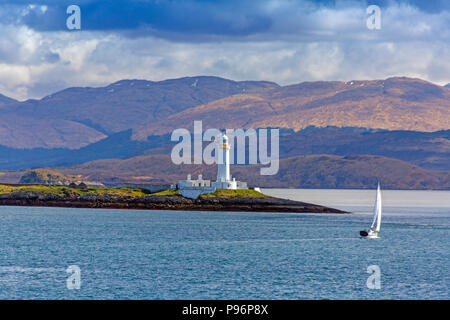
359 183 382 239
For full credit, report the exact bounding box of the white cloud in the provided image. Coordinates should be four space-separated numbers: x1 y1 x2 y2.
0 2 448 100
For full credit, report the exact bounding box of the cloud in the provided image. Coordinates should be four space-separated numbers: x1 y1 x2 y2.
0 0 448 100
5 1 449 39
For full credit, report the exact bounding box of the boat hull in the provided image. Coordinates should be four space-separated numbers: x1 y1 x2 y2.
359 229 379 239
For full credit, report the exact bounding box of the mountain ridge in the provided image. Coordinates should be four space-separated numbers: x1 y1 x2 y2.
133 77 450 138
0 76 279 148
0 76 448 150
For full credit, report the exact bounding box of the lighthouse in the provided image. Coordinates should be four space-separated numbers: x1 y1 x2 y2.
217 134 231 182
177 132 248 196
210 133 250 190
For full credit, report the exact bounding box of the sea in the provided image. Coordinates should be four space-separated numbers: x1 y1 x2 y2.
0 188 448 300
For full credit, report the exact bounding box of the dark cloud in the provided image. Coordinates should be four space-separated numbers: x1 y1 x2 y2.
17 0 274 36
8 0 449 39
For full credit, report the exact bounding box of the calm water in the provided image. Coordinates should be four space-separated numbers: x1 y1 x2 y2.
0 189 448 299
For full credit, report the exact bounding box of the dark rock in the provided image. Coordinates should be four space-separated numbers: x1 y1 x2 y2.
0 192 348 214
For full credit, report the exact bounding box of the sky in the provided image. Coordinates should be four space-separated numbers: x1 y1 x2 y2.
0 0 449 100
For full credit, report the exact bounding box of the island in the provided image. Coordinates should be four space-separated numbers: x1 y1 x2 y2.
0 138 349 214
0 185 348 214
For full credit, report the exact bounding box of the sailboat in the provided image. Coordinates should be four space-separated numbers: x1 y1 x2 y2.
359 183 382 239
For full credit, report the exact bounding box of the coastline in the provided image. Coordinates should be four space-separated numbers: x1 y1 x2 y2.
0 192 348 214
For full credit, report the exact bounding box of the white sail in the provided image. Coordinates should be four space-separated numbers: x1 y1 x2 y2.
370 183 382 232
375 184 382 232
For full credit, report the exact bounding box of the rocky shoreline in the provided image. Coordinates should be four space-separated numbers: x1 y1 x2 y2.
0 191 348 214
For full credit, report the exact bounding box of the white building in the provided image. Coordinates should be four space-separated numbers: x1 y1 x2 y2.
178 174 211 188
178 133 247 198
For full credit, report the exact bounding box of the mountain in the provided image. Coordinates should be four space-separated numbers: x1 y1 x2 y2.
56 154 450 190
0 127 447 171
0 75 448 187
234 155 450 189
276 127 450 171
0 94 17 107
445 83 450 88
134 77 450 139
0 129 170 169
0 114 106 149
0 77 278 149
0 76 449 149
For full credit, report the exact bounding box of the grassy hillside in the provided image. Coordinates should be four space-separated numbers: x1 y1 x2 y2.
152 189 179 195
19 169 79 185
0 184 268 199
200 189 269 198
0 184 148 197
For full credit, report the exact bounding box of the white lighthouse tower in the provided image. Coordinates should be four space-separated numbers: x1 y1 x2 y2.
217 134 231 182
212 133 240 189
178 132 248 196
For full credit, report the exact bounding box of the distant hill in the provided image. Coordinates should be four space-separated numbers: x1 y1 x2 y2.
0 129 170 169
0 114 106 149
2 132 448 189
0 127 448 171
0 76 278 149
134 77 450 139
0 76 449 149
445 83 450 88
19 169 79 185
234 155 450 189
19 168 104 187
276 127 450 171
58 154 450 190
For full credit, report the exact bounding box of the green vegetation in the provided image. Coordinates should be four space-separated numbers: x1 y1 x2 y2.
152 188 179 196
200 189 270 198
0 184 148 197
0 185 268 199
19 168 78 184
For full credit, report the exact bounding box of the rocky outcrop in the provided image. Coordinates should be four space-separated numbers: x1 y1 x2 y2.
19 169 72 185
0 192 347 214
19 169 104 187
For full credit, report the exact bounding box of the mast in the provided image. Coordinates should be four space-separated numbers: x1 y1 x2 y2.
370 182 381 231
375 183 382 232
